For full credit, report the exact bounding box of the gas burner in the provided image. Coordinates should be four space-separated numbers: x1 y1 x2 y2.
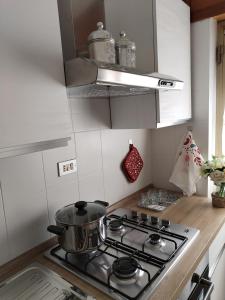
148 234 166 248
112 256 139 279
109 219 124 232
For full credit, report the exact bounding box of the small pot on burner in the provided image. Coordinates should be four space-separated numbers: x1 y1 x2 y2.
47 200 109 253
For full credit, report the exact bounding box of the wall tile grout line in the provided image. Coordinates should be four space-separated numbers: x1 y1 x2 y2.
41 152 51 229
73 132 81 203
0 180 11 260
99 130 106 202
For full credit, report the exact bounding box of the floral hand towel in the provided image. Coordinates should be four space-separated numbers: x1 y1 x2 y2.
169 131 204 196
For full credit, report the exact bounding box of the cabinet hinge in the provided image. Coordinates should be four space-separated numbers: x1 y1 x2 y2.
216 45 225 65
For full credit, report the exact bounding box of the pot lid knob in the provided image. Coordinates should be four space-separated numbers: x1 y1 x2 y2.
75 201 87 210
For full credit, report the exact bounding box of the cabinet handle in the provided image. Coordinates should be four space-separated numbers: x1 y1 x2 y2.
209 243 225 279
188 278 214 300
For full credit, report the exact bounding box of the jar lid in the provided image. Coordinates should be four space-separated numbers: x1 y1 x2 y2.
88 22 113 43
116 31 136 50
55 200 108 226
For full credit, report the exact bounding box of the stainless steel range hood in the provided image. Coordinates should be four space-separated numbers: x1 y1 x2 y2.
65 57 184 98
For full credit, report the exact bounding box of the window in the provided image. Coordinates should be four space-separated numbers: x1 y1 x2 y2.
216 20 225 155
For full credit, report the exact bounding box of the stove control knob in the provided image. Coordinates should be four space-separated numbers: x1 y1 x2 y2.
141 213 148 222
151 216 159 225
131 210 138 219
161 219 170 228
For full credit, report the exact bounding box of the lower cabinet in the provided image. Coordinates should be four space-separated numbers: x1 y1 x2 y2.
210 244 225 300
209 223 225 300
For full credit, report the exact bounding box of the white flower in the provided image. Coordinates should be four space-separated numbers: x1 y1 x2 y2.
208 161 215 168
210 171 225 184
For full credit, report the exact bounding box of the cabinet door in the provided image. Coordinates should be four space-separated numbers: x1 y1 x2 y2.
0 0 71 149
104 0 157 129
154 0 191 127
210 246 225 300
105 0 190 129
209 223 225 300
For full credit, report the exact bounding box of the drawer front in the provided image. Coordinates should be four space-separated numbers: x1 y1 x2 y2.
209 222 225 269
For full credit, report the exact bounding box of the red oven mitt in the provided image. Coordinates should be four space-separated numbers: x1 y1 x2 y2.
122 144 144 182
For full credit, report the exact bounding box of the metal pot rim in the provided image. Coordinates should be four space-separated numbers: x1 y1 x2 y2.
55 214 106 227
54 200 108 226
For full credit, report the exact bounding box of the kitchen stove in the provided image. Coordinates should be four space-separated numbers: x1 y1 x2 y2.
45 208 199 300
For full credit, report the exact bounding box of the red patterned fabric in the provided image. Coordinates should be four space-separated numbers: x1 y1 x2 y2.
122 145 144 182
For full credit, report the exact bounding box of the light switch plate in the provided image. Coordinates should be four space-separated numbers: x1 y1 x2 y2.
57 159 77 177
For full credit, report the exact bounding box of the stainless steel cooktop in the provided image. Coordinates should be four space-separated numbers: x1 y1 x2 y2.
45 208 199 300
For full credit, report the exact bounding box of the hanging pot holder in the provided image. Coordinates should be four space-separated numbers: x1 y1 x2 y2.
122 144 144 182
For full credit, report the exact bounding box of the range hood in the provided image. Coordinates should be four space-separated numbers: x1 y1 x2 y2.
65 57 184 98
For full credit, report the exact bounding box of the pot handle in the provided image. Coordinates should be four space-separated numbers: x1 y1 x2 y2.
47 225 65 236
94 200 109 207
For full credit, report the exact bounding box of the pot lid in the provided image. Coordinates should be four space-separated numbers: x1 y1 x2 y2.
88 22 113 42
55 200 108 225
116 31 136 50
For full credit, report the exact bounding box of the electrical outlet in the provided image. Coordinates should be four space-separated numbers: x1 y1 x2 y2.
57 159 77 177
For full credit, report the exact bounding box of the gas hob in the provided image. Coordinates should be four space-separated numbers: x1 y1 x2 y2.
45 208 199 300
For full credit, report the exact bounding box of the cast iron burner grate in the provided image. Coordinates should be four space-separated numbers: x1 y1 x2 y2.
50 240 165 300
45 208 199 300
109 214 188 263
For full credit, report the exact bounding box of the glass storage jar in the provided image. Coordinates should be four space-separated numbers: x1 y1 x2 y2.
116 31 136 68
88 22 116 64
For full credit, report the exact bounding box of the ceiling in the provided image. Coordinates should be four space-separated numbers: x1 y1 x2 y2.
183 0 225 22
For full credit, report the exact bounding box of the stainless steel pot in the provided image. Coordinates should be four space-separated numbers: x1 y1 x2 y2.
47 200 109 253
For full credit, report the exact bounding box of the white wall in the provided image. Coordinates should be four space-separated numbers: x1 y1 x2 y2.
151 18 217 196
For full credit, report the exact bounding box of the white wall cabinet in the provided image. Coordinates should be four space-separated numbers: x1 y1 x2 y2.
104 0 191 128
0 0 72 157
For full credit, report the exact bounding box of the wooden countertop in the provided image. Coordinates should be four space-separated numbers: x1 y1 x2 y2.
1 188 225 300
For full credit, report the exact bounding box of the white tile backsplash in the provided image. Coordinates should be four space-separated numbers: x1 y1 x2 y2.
47 180 79 225
0 153 49 259
75 131 103 177
78 171 105 202
42 134 77 187
151 125 187 191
